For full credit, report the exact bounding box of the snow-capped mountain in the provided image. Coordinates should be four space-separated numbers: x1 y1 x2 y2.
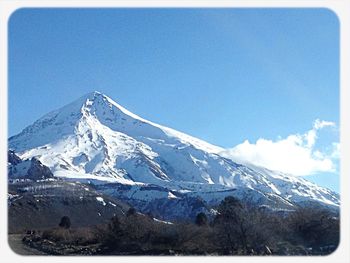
8 91 339 215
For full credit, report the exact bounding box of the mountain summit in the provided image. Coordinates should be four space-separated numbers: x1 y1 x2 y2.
9 92 339 215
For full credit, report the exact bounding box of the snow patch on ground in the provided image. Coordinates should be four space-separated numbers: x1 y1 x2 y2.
96 196 106 206
153 218 173 225
168 192 178 199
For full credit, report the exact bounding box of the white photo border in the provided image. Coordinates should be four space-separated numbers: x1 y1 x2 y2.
1 1 349 263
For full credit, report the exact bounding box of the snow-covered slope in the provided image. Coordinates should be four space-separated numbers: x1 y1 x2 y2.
8 91 339 210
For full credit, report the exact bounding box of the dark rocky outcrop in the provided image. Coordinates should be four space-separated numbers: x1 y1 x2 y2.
27 158 54 180
8 150 54 180
8 150 22 165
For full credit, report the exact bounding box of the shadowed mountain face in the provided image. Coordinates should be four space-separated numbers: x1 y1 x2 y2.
8 150 53 181
8 91 339 219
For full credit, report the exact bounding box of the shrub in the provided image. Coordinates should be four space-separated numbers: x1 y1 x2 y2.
42 227 98 245
195 212 208 226
126 207 136 217
58 216 71 229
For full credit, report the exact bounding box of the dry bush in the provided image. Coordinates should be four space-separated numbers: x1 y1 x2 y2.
39 198 339 255
285 207 339 251
42 227 99 245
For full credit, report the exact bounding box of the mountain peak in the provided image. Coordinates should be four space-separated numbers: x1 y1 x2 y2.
9 91 224 154
9 91 155 152
82 90 106 101
80 91 111 107
81 91 149 125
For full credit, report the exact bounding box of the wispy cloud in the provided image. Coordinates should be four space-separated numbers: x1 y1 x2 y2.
220 119 339 176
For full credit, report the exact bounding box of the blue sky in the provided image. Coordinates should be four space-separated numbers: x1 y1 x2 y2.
8 8 339 191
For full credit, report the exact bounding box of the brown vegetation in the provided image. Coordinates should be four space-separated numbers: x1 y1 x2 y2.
21 196 339 255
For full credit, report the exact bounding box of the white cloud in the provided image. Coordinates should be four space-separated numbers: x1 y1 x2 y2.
304 119 335 148
221 119 338 176
331 142 340 159
313 119 335 130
